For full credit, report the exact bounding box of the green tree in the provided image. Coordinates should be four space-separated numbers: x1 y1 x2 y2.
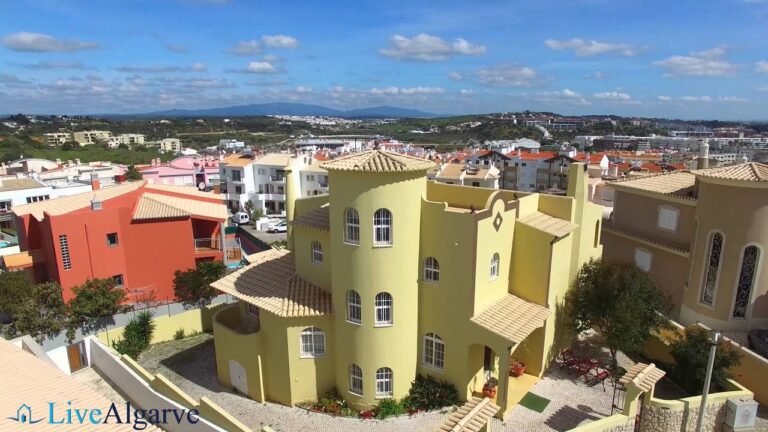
66 279 129 342
7 282 67 342
118 143 129 150
61 142 74 151
0 271 35 315
124 164 143 181
173 260 226 308
669 327 741 394
112 311 155 359
566 259 671 369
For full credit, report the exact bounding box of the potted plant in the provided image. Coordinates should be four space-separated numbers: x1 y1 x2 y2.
510 361 526 377
482 377 498 398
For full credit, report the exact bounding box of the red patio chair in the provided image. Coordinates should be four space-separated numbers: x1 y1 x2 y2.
589 369 611 391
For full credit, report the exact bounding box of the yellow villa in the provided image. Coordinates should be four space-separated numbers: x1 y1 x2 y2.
209 149 603 416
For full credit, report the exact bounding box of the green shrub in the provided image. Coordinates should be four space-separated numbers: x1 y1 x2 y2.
669 326 741 395
173 328 186 340
404 374 460 411
308 389 357 417
112 311 155 359
375 399 406 419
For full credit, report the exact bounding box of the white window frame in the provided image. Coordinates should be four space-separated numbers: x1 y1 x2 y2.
656 205 679 232
299 327 326 358
373 208 393 247
349 364 363 396
490 253 500 280
375 367 393 398
346 290 362 325
374 292 393 327
311 240 323 265
634 248 652 272
424 257 440 283
344 208 360 245
423 333 445 370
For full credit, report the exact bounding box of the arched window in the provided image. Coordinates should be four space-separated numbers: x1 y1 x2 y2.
423 333 445 369
346 290 361 324
374 292 393 326
733 245 761 319
700 231 724 306
345 208 360 245
490 253 500 280
593 220 600 248
376 367 393 398
349 364 363 395
311 240 323 264
299 327 325 358
424 257 440 283
373 208 393 246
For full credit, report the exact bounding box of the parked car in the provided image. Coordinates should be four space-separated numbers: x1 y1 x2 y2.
230 211 250 225
267 218 284 231
268 221 287 233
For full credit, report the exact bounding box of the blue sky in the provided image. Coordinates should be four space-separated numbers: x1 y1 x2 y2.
1 0 768 119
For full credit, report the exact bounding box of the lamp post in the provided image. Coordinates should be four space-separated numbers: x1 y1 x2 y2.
695 331 720 432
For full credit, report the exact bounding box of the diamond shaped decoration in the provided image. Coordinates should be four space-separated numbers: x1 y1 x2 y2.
493 211 503 232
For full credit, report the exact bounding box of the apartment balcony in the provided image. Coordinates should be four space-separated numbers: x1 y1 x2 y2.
194 237 223 257
269 175 285 183
319 182 329 188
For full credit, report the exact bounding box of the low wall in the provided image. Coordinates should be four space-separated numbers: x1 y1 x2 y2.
568 414 635 432
89 337 251 432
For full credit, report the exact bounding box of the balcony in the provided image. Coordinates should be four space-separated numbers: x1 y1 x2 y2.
194 237 223 256
214 304 260 335
269 175 285 183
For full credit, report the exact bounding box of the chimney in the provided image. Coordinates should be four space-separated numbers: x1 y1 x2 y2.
90 172 101 191
151 159 157 167
55 158 62 165
75 158 81 165
697 140 710 170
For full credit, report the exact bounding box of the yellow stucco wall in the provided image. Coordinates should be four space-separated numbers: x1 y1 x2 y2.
293 227 332 291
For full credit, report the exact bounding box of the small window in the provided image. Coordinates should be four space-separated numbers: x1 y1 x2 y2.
258 168 266 175
373 208 393 246
423 333 445 369
375 292 393 326
490 253 500 280
345 208 360 245
472 181 480 187
634 248 652 272
311 240 323 264
299 327 326 358
347 290 362 324
232 170 242 182
106 232 119 247
59 235 71 270
246 304 260 317
376 367 393 398
235 185 242 194
657 206 679 232
112 274 124 287
349 364 363 395
424 257 440 283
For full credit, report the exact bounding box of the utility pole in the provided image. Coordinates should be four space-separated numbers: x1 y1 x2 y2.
695 331 720 432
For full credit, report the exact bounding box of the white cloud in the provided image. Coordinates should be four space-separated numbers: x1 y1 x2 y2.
679 95 713 102
588 71 605 79
369 86 444 95
166 44 188 54
448 71 464 81
535 89 591 105
475 64 539 87
263 54 281 62
653 46 738 76
759 86 768 92
190 62 207 71
1 31 99 52
115 64 206 73
228 40 261 55
262 35 299 49
380 33 486 61
15 61 88 70
544 38 637 57
246 61 276 73
294 86 313 93
756 61 768 73
657 95 673 101
718 96 749 102
593 91 632 101
460 88 475 95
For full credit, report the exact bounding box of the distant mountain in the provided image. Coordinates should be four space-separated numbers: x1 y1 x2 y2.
140 102 434 119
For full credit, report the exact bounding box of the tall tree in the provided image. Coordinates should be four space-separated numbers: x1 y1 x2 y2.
670 326 741 394
6 282 67 343
0 271 35 315
173 260 226 308
66 279 129 341
566 258 671 369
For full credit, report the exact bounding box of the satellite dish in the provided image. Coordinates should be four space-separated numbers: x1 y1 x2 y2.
198 182 206 191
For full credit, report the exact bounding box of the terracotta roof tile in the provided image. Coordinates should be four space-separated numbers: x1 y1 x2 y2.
518 211 577 238
141 193 227 220
608 171 697 199
321 150 434 173
292 206 330 231
470 294 551 344
12 181 144 221
620 363 666 392
693 162 768 182
132 195 190 221
439 397 500 432
212 249 332 317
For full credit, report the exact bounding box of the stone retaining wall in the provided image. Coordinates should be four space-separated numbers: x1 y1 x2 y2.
640 400 727 432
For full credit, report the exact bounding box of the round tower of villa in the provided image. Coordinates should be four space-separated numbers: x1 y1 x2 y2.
681 163 768 331
321 150 434 407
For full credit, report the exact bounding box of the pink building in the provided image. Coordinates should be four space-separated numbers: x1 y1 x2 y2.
139 156 221 189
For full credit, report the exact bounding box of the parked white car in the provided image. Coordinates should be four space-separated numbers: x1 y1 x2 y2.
230 211 250 225
268 221 287 233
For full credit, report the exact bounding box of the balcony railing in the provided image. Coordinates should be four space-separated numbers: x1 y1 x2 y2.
319 183 329 188
194 237 222 253
269 175 285 182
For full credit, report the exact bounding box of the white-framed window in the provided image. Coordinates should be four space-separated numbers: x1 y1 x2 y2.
345 208 360 245
299 327 326 358
657 206 679 232
311 240 323 264
700 231 724 306
375 367 393 398
374 292 393 326
634 248 652 272
306 174 315 181
258 168 266 175
59 234 71 270
347 290 362 324
490 253 500 280
423 333 445 369
373 208 393 246
349 364 363 395
424 257 440 283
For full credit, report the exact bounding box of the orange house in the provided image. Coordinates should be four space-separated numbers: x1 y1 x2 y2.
10 181 228 303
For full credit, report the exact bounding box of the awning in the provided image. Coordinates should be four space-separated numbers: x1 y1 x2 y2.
2 249 45 270
438 397 500 432
470 294 551 345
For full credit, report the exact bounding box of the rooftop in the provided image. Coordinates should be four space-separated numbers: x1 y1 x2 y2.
212 249 333 317
518 211 578 238
608 171 697 198
470 294 551 344
144 183 223 201
132 195 190 221
292 206 330 231
140 192 227 221
693 162 768 182
321 149 434 173
256 153 292 167
0 177 47 193
221 153 256 167
12 181 144 221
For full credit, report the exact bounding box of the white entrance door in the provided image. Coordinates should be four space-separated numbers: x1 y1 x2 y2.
229 360 248 395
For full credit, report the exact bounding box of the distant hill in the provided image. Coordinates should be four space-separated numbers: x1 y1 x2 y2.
140 102 435 119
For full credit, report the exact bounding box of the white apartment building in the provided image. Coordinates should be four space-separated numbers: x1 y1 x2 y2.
115 133 145 146
43 132 71 146
219 139 245 150
72 130 113 145
153 138 182 153
428 163 500 188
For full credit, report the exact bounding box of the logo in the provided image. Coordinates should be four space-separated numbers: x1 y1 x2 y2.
7 404 44 424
